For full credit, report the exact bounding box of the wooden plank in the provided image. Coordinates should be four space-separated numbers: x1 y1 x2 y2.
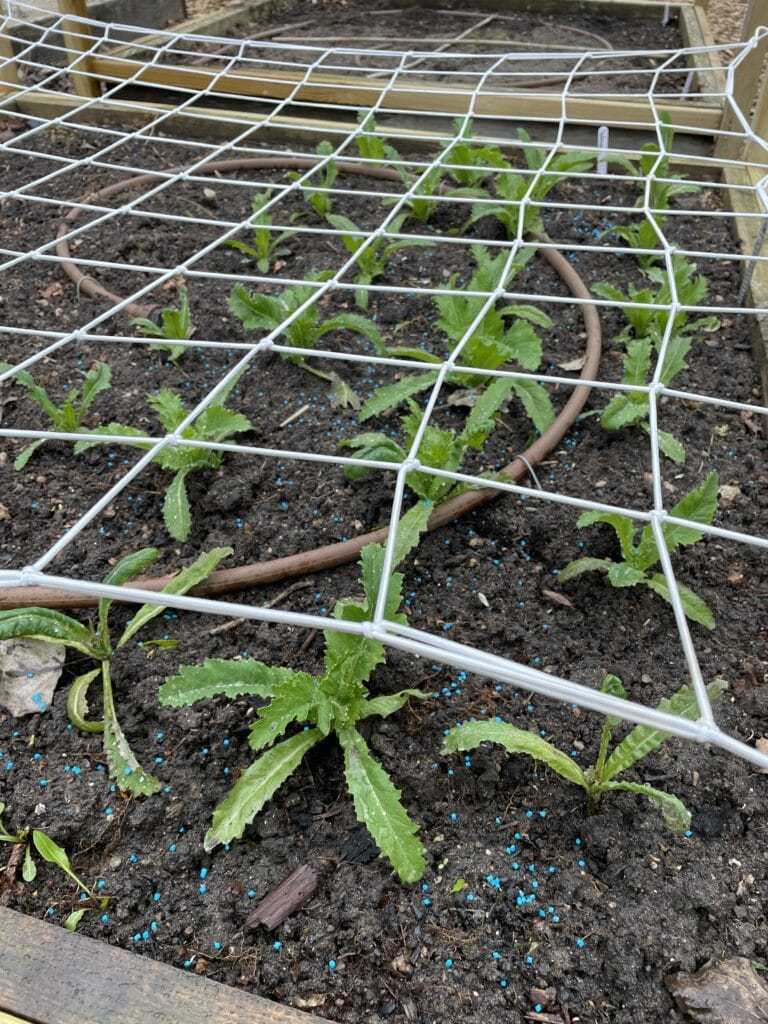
58 0 101 99
678 4 726 100
0 23 20 97
86 55 723 131
0 905 324 1024
722 164 768 409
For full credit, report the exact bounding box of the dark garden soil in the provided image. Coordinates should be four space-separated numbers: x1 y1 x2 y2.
1 35 767 1024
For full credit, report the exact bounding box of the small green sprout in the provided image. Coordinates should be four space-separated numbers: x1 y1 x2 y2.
343 377 515 502
131 286 192 364
560 471 719 629
443 674 727 832
0 802 108 911
326 212 432 309
0 547 231 795
225 191 297 273
0 360 111 469
441 117 511 188
76 381 252 541
290 140 339 220
228 275 384 408
159 502 433 883
354 109 404 167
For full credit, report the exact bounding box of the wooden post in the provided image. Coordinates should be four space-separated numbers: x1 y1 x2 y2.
0 21 21 97
715 0 767 162
57 0 101 99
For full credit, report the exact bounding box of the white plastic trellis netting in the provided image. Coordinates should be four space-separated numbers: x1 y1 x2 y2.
0 1 767 767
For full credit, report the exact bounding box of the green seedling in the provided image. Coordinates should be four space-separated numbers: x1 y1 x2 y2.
326 212 432 309
560 471 718 629
441 117 511 188
464 128 594 238
0 547 231 795
131 286 193 364
354 109 404 168
290 140 339 220
76 382 252 541
443 674 727 833
388 162 446 225
159 502 433 883
228 275 384 408
360 244 555 435
0 804 108 917
224 191 297 273
611 113 700 268
343 376 515 502
0 360 111 469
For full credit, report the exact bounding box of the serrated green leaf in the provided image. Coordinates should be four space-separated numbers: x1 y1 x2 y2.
359 689 430 720
14 438 46 471
339 725 425 882
603 678 726 781
603 780 691 833
324 629 386 688
500 304 553 329
329 373 361 410
509 379 555 434
119 546 232 647
645 425 686 464
73 422 148 454
644 574 715 629
558 557 612 582
248 675 317 752
500 320 543 372
358 372 438 421
196 406 252 441
205 728 323 851
634 471 719 572
600 673 626 731
147 389 185 432
607 562 646 588
442 720 588 787
600 393 649 431
459 376 513 449
159 657 297 705
80 362 112 417
162 469 191 542
576 510 637 562
0 608 96 656
622 338 653 386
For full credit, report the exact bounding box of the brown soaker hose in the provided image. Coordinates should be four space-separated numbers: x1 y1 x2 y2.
3 162 601 610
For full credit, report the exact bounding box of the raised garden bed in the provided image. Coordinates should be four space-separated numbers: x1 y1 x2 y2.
1 3 767 1023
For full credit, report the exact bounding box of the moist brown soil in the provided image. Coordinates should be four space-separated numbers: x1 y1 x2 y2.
1 37 767 1024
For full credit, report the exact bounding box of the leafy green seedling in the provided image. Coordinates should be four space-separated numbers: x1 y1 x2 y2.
0 802 108 908
388 162 446 225
228 275 384 408
326 212 432 309
441 117 511 188
559 471 718 628
159 502 433 883
290 140 339 220
360 244 555 435
76 382 252 541
343 376 515 502
442 674 727 832
465 128 594 238
224 191 297 273
0 361 111 469
131 286 193 364
354 109 404 168
0 546 231 794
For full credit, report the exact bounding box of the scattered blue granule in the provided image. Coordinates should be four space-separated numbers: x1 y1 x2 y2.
576 938 586 948
444 959 453 969
199 884 207 894
273 941 281 951
328 960 336 970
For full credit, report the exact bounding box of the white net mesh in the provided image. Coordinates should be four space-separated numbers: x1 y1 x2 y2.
1 2 766 767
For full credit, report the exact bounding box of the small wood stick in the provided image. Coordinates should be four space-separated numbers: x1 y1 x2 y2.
208 581 312 634
246 864 319 930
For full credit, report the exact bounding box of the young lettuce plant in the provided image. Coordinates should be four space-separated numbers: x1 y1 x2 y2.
354 109 404 168
360 244 555 436
76 383 252 542
343 376 515 502
442 674 727 833
326 212 432 309
224 191 297 273
131 286 192 364
441 117 511 188
0 360 111 469
0 547 231 795
228 275 385 408
159 502 433 883
559 471 718 629
290 140 338 220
